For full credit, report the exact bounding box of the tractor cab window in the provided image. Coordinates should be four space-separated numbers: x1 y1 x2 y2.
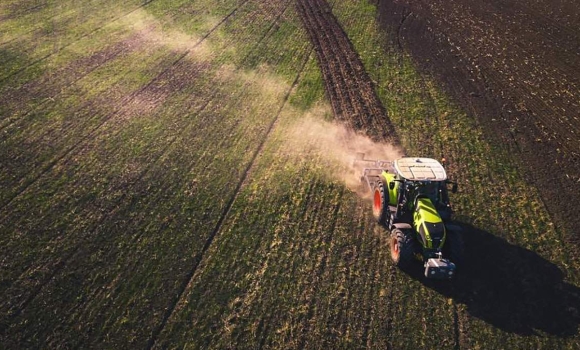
417 181 440 204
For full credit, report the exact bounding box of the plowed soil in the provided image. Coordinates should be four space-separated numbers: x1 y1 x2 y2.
296 0 398 144
375 0 580 247
2 0 579 347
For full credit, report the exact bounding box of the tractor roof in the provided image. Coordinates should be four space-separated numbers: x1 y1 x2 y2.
394 157 447 181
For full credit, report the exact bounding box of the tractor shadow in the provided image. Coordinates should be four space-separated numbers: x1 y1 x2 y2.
402 222 580 336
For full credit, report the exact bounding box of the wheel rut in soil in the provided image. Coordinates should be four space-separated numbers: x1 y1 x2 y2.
145 48 315 350
0 0 255 335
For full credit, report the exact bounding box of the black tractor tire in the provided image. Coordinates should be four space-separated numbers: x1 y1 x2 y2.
372 179 389 226
444 229 464 266
389 228 415 268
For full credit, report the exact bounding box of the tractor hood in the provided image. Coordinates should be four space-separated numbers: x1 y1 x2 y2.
413 197 446 250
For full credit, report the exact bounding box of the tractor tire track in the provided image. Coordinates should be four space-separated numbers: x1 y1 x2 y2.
0 0 161 84
0 1 250 214
0 63 216 334
146 47 314 350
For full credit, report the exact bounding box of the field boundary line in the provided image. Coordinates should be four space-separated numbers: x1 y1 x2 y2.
145 47 315 350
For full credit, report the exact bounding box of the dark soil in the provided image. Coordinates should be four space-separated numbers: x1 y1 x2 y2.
374 0 580 248
299 0 580 340
296 0 399 145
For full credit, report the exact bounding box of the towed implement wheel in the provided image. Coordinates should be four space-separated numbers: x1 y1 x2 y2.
389 228 415 268
372 180 389 225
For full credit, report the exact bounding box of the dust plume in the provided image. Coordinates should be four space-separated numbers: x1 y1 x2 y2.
285 106 403 196
119 8 211 58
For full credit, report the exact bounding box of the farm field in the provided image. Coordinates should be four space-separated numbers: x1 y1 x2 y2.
0 0 579 348
375 0 580 248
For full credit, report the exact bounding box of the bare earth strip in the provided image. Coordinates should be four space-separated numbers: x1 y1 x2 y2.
296 0 398 144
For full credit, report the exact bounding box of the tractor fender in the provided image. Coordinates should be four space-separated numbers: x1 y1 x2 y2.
393 223 412 230
382 172 397 206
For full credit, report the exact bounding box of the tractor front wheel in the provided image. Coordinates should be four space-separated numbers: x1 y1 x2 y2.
389 228 415 268
372 180 389 225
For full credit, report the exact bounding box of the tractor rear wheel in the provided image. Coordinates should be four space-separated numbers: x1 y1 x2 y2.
372 180 389 225
389 228 415 268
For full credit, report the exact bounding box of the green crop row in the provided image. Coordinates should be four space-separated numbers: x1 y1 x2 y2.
1 0 579 348
0 0 314 347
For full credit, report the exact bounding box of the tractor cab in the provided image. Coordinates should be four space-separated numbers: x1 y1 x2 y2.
391 158 455 222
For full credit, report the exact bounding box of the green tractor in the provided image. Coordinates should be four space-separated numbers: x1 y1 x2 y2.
355 155 464 279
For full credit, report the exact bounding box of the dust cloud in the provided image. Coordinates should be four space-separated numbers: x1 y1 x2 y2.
285 106 403 195
120 8 211 58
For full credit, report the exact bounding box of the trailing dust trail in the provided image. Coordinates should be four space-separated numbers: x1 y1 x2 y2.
284 109 403 195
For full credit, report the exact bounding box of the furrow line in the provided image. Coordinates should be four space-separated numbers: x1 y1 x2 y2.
304 0 361 123
145 46 314 350
0 0 160 84
297 0 397 143
296 0 343 118
308 0 368 119
0 87 218 329
317 0 395 140
0 0 251 214
299 0 355 121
